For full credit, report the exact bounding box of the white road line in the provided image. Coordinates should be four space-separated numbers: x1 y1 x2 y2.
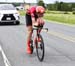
0 45 11 66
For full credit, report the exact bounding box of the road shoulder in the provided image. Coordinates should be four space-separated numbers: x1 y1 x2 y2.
45 20 75 27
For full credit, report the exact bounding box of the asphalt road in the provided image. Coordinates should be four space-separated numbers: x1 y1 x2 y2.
0 16 75 66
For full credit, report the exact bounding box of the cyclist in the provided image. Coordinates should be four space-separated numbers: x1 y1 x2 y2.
25 5 45 54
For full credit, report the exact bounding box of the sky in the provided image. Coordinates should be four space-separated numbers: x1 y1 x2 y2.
0 0 75 4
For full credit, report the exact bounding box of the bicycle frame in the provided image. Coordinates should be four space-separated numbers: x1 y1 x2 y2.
30 26 48 61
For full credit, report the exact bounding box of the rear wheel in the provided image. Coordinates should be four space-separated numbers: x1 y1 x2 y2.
36 34 45 62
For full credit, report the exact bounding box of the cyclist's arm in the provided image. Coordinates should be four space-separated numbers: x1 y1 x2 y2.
31 16 36 24
31 13 37 26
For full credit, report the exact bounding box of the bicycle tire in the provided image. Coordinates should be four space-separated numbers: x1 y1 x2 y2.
36 34 45 62
30 38 34 54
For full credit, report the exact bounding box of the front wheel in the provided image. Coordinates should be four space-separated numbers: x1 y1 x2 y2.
14 21 20 25
30 40 34 54
36 34 45 62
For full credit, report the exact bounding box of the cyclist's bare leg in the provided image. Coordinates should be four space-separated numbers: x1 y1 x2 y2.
26 26 33 54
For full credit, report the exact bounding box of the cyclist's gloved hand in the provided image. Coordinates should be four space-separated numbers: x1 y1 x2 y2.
37 18 45 26
33 22 39 26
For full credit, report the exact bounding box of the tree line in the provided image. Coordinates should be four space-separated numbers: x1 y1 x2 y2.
38 1 75 11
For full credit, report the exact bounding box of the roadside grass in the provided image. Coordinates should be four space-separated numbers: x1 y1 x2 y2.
19 10 25 16
45 10 72 14
44 13 75 24
19 10 75 25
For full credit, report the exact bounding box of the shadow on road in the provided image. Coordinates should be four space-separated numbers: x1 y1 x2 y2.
0 23 25 26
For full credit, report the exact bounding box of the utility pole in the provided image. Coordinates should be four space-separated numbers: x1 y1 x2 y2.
23 0 26 10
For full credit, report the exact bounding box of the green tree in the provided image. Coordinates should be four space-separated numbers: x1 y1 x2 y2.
37 0 45 8
57 2 64 11
47 2 74 11
55 1 60 11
